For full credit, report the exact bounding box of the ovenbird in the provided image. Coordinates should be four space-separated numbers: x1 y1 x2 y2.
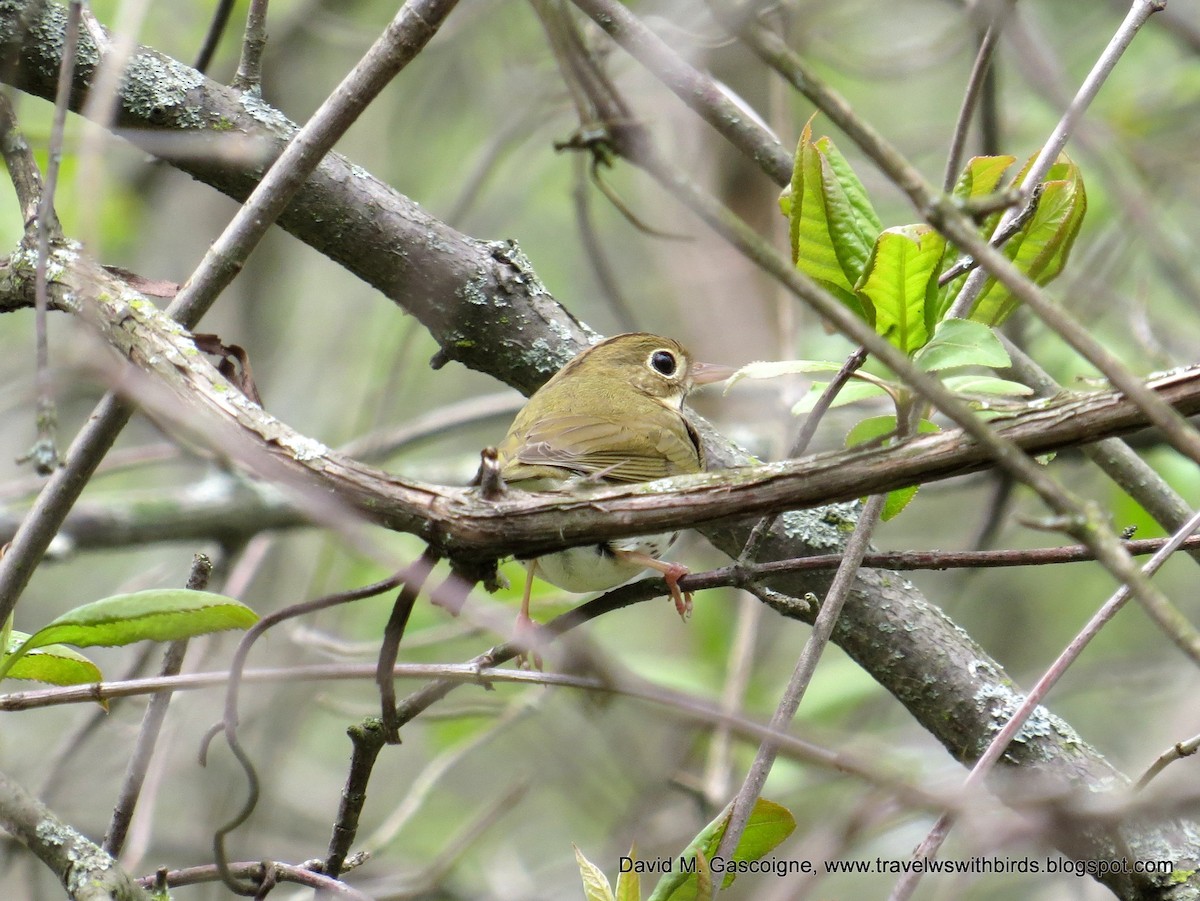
496 333 731 636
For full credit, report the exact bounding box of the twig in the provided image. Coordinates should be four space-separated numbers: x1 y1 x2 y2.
1002 334 1200 569
137 859 370 899
1136 732 1200 791
738 346 868 564
572 153 640 331
943 1 1016 193
712 494 886 893
377 550 438 742
889 504 1200 901
102 554 212 858
193 0 238 73
568 0 792 184
232 0 270 93
360 702 532 854
0 0 464 634
205 570 408 895
23 0 82 477
0 94 44 226
945 0 1166 318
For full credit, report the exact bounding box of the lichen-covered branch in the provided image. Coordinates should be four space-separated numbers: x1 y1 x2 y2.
7 247 1200 566
0 766 148 900
0 0 593 393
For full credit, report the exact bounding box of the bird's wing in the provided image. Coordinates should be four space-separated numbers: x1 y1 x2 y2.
500 413 701 484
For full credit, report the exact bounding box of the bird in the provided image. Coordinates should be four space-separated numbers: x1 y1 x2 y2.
494 333 731 654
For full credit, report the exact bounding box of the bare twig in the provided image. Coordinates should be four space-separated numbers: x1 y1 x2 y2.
193 0 238 73
1136 732 1200 791
377 550 438 742
203 571 408 894
102 554 213 858
232 0 270 93
943 1 1017 193
738 346 867 564
713 493 886 894
568 0 792 184
0 0 464 631
138 859 370 899
22 0 81 477
0 94 43 225
890 505 1200 901
946 0 1167 318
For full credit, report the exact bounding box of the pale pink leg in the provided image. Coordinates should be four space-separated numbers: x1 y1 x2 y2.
616 550 692 620
514 560 543 669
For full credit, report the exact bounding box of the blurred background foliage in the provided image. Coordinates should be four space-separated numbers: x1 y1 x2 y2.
3 0 1200 898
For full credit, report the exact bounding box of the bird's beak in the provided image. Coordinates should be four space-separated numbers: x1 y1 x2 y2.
689 361 736 386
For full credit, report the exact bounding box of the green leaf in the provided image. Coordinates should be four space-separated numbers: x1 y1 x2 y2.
913 318 1010 371
650 799 796 900
787 117 882 319
845 415 898 448
575 845 617 901
942 375 1034 396
951 155 1017 204
25 589 258 650
4 632 102 686
724 359 844 393
0 589 258 683
818 135 883 284
844 418 938 520
615 844 641 901
937 155 1018 315
882 485 919 520
854 224 947 354
971 155 1087 326
791 379 889 414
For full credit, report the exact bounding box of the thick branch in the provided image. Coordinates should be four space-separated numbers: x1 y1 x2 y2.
0 767 147 900
8 249 1200 566
1 8 1197 892
0 0 594 393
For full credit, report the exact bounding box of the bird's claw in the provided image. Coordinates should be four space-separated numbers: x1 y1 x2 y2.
512 612 544 671
663 563 693 621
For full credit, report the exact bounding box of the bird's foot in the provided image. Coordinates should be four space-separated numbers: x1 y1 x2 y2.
512 611 544 671
662 562 693 621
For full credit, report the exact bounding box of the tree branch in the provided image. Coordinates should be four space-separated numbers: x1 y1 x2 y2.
0 766 148 900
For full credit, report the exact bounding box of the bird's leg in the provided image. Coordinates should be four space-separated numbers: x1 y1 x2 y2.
615 550 692 620
514 559 543 670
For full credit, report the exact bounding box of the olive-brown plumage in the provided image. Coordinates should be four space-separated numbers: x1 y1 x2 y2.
496 334 730 650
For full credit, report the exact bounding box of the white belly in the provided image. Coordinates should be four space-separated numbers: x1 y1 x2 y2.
532 533 679 593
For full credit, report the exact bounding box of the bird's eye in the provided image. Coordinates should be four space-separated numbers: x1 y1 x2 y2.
649 350 678 376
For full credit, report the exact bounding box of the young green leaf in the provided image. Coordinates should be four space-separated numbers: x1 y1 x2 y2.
845 419 939 521
880 485 918 520
615 844 641 901
791 381 891 415
845 415 899 448
937 155 1017 315
0 589 258 683
913 318 1011 372
792 379 890 415
787 117 882 319
942 374 1034 396
971 156 1087 326
724 359 845 393
854 224 947 354
23 589 258 650
575 845 617 901
4 631 102 686
649 799 796 900
951 154 1017 204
